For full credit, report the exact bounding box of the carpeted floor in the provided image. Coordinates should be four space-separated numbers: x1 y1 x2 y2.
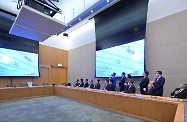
0 96 148 122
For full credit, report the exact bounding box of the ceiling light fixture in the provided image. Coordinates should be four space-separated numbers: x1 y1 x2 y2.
91 10 93 13
107 0 110 2
79 18 81 20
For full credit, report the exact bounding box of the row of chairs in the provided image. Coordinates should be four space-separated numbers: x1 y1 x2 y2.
7 83 49 88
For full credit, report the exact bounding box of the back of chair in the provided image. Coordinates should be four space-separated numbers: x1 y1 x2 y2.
43 83 49 86
20 84 28 87
32 84 38 86
7 84 16 88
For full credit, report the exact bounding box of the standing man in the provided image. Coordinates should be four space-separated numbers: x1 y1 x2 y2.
111 72 116 87
139 71 149 94
154 71 165 96
118 72 126 91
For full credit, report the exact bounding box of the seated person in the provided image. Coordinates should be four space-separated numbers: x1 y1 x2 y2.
88 80 94 89
78 78 84 87
84 79 89 88
171 82 187 99
107 79 115 91
142 81 157 95
103 79 109 90
73 79 79 87
124 79 136 93
94 79 101 89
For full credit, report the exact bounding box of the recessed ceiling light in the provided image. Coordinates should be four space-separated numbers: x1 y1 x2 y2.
107 0 109 2
70 25 72 26
79 18 81 20
91 10 93 13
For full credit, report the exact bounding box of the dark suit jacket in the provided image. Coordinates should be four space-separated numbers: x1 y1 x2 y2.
107 84 115 91
89 83 94 89
112 76 116 87
119 77 126 91
143 87 157 95
78 82 84 87
124 85 136 93
94 83 101 89
103 84 109 90
84 82 89 88
171 88 187 99
154 76 165 96
139 77 149 94
73 82 79 87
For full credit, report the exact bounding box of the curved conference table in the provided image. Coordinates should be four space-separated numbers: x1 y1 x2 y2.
0 86 185 122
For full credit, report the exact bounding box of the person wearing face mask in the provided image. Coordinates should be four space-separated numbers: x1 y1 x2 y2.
103 79 110 90
138 71 149 94
118 72 126 91
107 79 115 91
78 78 84 87
154 71 165 96
124 79 136 93
142 81 157 95
84 79 89 88
88 80 94 89
171 82 187 99
94 79 101 89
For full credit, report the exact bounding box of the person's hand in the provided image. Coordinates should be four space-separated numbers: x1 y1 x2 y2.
175 91 179 94
124 83 127 85
143 88 146 91
138 86 140 89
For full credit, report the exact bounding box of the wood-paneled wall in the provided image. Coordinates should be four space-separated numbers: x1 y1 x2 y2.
0 44 68 88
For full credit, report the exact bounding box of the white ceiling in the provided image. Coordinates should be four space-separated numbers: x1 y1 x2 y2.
1 0 187 50
0 0 99 23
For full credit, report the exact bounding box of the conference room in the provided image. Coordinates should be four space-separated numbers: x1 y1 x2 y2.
0 0 186 121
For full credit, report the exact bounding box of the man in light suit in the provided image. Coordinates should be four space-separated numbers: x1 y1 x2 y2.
118 72 126 91
139 71 149 94
154 71 165 96
171 82 187 99
124 79 136 93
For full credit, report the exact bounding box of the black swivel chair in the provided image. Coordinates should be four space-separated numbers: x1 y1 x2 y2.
20 84 28 87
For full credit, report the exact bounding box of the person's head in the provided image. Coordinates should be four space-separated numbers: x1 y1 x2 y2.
96 79 100 83
127 74 131 78
143 71 149 77
128 79 134 85
109 79 113 85
179 82 187 89
121 72 126 77
156 71 162 77
105 79 109 84
76 79 79 82
90 80 93 83
85 79 88 82
149 81 155 87
111 72 116 77
80 78 83 82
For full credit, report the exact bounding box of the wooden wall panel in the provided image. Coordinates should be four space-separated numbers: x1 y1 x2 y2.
0 44 68 88
51 67 67 85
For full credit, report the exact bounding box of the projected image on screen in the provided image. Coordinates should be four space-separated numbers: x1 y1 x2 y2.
0 48 39 76
96 39 144 77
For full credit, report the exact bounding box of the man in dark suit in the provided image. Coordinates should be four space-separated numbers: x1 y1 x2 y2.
154 71 165 96
171 82 187 99
84 79 89 88
139 71 149 94
142 81 157 95
111 72 116 87
118 72 126 91
73 79 79 87
107 79 115 91
103 79 110 90
124 79 136 93
78 78 84 87
88 80 94 89
94 79 101 89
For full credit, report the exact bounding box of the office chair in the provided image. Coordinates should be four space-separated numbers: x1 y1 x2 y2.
7 84 16 88
20 84 28 87
43 83 49 86
32 84 38 86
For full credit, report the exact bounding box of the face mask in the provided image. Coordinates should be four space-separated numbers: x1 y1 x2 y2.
179 84 183 88
156 74 158 77
148 84 151 87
